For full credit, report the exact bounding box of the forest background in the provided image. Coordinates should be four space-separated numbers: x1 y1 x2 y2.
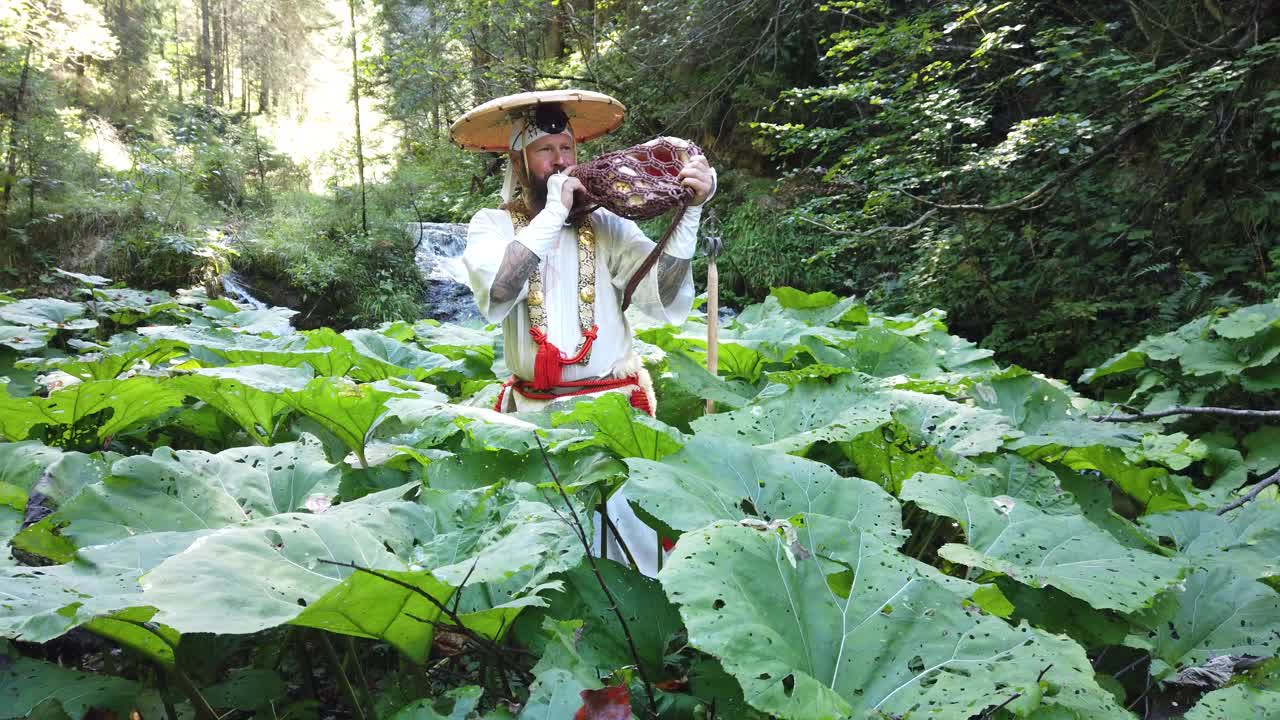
2 0 1279 378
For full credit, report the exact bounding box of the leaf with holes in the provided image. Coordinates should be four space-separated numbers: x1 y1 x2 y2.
690 375 892 453
1140 499 1280 579
902 473 1186 612
659 518 1130 719
1184 682 1280 719
1126 567 1280 680
624 434 902 544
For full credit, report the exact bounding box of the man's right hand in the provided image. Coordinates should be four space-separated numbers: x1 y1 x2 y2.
547 171 585 212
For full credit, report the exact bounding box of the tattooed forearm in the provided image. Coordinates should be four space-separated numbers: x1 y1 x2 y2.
490 242 540 306
657 254 691 306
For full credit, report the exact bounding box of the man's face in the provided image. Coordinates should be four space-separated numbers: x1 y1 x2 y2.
515 132 576 200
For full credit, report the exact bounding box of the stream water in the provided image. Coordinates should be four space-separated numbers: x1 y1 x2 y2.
407 222 481 324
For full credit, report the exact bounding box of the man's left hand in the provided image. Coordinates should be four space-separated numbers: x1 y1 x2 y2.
679 155 716 206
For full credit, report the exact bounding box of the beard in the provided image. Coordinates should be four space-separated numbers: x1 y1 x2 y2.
527 174 549 209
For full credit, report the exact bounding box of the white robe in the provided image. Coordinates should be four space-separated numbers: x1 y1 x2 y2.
463 204 700 380
463 200 703 577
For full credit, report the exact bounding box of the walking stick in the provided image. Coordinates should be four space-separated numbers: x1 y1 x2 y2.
704 211 722 415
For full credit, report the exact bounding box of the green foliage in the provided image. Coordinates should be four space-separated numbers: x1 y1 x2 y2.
236 190 427 328
749 1 1280 377
1 282 1277 718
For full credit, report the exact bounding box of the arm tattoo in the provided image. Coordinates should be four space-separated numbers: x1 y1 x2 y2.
490 242 540 306
657 254 691 306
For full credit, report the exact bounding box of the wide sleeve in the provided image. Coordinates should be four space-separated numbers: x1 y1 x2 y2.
463 198 575 324
462 209 522 323
602 204 701 326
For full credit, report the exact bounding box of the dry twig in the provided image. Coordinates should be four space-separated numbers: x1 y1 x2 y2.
1217 468 1280 515
533 432 660 719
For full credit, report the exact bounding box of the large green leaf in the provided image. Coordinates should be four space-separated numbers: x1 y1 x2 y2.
951 454 1080 515
1062 445 1191 513
726 294 862 361
902 473 1186 612
663 350 754 409
1140 499 1280 579
840 326 942 378
171 364 314 443
553 392 685 460
1184 682 1280 719
425 448 623 493
0 376 186 442
0 642 147 719
691 376 891 453
8 451 116 563
54 336 186 381
1127 567 1280 680
201 302 297 334
92 288 180 325
887 389 1019 455
42 439 340 549
0 531 207 642
410 486 586 606
974 374 1144 450
624 435 902 543
660 519 1130 719
382 396 588 454
293 567 454 663
0 324 52 351
284 376 408 466
343 329 465 381
523 558 683 680
140 324 333 367
0 299 96 331
139 493 435 635
218 434 343 514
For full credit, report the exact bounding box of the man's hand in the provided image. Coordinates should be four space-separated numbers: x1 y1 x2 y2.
547 171 585 211
678 155 716 206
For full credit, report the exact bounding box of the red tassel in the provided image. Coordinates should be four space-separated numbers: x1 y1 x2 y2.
529 326 599 391
630 388 653 416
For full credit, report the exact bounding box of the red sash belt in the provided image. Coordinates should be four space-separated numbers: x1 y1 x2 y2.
493 373 652 416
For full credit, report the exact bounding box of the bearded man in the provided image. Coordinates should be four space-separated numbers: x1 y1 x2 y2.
451 90 716 575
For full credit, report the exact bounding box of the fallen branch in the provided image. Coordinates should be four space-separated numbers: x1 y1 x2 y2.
1092 405 1280 422
533 433 660 719
1217 468 1280 515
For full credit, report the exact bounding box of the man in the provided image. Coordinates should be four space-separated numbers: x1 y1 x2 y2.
451 89 716 574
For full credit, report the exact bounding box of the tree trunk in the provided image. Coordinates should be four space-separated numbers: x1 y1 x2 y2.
175 3 183 103
544 4 565 60
200 0 213 104
348 0 368 235
219 0 230 106
470 18 490 103
211 0 224 104
0 45 33 267
239 34 247 114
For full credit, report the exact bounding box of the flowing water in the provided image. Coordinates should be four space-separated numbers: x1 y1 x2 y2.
408 222 481 324
222 273 269 310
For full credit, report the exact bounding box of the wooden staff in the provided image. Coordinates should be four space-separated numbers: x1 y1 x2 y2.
704 211 722 414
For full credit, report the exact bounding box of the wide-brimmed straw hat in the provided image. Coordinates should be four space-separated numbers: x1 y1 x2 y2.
449 89 626 152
